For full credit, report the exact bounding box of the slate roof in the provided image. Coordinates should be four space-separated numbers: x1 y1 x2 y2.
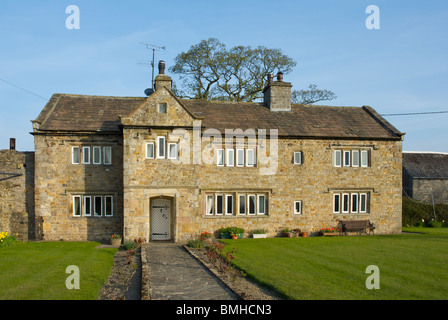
403 152 448 179
33 93 403 140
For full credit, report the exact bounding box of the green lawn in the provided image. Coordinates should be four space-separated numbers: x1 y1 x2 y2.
0 241 117 300
222 228 448 300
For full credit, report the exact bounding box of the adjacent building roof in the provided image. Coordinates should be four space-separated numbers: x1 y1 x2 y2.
403 152 448 179
33 92 404 140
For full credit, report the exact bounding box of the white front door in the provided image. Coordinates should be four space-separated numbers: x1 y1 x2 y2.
151 198 171 240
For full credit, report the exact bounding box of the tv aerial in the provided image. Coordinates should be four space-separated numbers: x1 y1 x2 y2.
139 42 166 95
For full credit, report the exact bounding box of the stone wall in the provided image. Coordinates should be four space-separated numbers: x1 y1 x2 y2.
0 149 34 241
411 178 448 204
33 134 123 241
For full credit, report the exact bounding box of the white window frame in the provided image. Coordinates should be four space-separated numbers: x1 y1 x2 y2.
352 150 359 167
73 195 81 217
103 146 112 165
82 146 90 164
216 149 224 167
146 142 155 159
342 193 350 213
257 195 266 215
206 194 214 215
157 136 166 159
72 147 81 164
168 143 178 160
226 149 234 167
246 149 256 167
359 193 368 213
93 146 102 165
294 200 302 215
293 152 302 165
343 151 351 167
236 149 245 167
351 193 359 213
104 196 113 217
361 150 369 167
94 196 103 216
225 194 233 215
84 196 92 217
333 194 341 214
248 194 256 215
215 194 224 215
238 194 246 215
334 150 342 167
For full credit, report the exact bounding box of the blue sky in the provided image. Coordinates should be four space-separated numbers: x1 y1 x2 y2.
1 0 447 152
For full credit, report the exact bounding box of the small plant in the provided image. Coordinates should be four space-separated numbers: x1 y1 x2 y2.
187 238 206 248
111 234 121 239
252 229 266 234
0 232 20 247
320 227 339 233
124 240 137 250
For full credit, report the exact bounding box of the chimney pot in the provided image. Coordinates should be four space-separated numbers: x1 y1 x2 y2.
158 60 166 74
267 73 274 84
10 138 16 150
277 72 283 82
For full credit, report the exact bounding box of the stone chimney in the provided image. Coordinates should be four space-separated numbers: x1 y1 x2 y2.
262 72 292 111
154 60 173 91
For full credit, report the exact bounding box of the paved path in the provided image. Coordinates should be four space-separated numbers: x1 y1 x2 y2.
143 243 238 300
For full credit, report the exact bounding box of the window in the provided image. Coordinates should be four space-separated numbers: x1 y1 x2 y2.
94 196 102 216
334 150 342 167
342 193 350 213
73 196 81 217
104 196 113 216
216 149 224 167
238 195 246 214
82 147 90 164
361 150 369 167
333 194 341 214
334 192 370 214
294 201 302 215
248 195 256 215
226 149 234 167
293 152 302 165
168 143 178 160
103 147 112 165
334 149 370 168
146 142 155 159
158 103 167 114
360 193 368 213
351 193 358 213
72 147 80 164
216 194 224 215
93 146 102 164
157 136 166 159
246 149 256 167
343 151 351 167
236 149 245 167
226 194 233 215
352 150 359 167
206 195 214 215
84 196 92 217
258 195 266 215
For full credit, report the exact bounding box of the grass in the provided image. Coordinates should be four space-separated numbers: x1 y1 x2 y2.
0 241 117 300
221 228 448 300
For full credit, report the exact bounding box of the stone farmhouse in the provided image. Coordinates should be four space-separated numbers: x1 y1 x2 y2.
29 61 404 242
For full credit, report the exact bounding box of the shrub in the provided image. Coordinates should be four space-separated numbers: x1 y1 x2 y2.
402 197 448 227
124 240 137 250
